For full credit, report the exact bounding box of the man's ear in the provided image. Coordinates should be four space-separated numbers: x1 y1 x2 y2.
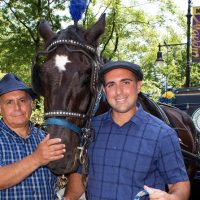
30 100 34 110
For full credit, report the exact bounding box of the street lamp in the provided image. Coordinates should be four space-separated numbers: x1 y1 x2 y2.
155 0 192 87
155 44 164 64
155 42 187 63
186 0 192 87
155 42 187 92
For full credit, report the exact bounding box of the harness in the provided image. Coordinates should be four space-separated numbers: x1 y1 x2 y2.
32 38 103 183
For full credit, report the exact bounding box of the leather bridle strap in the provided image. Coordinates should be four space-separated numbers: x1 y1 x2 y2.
45 118 82 135
41 39 101 133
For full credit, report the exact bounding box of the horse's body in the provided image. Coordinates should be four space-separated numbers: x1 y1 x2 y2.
32 14 199 180
138 93 199 179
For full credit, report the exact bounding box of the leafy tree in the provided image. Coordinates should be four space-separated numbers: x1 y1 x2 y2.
0 0 199 123
0 0 69 82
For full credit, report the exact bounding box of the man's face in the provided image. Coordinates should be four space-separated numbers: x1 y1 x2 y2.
103 68 142 115
0 90 33 129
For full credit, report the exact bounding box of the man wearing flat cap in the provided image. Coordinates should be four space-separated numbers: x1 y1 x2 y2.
64 60 189 200
0 73 65 199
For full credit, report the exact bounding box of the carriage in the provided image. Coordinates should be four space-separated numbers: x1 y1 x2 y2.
173 87 200 135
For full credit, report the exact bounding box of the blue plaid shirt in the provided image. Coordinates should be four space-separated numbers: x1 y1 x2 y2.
87 104 188 200
0 120 57 200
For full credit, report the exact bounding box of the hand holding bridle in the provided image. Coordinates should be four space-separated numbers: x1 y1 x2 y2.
32 134 65 166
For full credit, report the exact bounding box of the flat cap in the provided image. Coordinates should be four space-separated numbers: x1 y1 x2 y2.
99 60 143 83
0 73 36 100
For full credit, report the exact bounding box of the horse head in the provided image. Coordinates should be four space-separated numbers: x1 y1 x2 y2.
32 14 106 175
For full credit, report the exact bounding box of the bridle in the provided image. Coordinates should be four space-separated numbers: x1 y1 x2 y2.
32 36 103 178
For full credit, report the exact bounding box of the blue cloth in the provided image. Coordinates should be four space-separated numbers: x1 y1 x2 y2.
0 120 57 200
0 73 36 99
86 104 188 200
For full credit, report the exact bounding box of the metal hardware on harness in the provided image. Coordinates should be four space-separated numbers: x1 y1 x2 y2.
45 111 86 119
76 145 89 179
76 127 95 180
56 174 68 192
77 146 87 165
91 89 103 118
81 127 95 146
77 127 95 164
46 39 96 53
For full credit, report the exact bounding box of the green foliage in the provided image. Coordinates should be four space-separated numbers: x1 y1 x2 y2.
31 97 44 125
142 79 161 101
0 0 199 123
0 72 6 79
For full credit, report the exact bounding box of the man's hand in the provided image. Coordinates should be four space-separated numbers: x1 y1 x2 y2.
144 182 190 200
0 134 65 189
144 185 170 199
32 134 65 166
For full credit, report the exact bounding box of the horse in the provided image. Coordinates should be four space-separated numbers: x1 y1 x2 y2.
32 14 106 176
32 14 199 183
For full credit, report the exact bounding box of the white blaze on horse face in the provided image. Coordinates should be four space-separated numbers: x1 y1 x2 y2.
55 55 71 72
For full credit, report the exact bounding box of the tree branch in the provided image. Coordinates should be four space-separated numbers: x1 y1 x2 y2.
100 9 116 58
3 0 37 44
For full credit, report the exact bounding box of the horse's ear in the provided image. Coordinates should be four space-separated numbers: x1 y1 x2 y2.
86 13 106 45
38 20 56 43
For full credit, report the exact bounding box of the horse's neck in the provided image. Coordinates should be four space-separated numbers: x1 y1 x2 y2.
138 92 170 126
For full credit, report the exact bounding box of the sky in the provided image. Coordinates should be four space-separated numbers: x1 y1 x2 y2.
124 0 200 41
173 0 199 11
61 0 200 31
123 0 200 14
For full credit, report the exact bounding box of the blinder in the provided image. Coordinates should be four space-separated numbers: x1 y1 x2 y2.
32 50 49 96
